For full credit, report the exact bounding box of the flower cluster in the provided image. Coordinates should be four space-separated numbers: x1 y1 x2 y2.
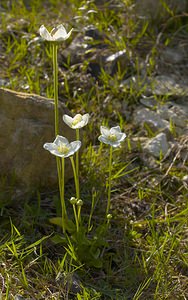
44 114 126 157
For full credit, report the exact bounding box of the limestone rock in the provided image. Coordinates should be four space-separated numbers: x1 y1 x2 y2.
134 0 186 21
0 88 76 192
143 133 169 158
157 103 188 128
133 106 170 132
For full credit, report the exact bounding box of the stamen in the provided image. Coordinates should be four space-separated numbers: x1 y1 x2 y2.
108 134 117 142
72 114 82 126
57 143 70 154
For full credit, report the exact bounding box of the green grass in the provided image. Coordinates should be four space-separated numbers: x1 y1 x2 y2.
0 0 188 299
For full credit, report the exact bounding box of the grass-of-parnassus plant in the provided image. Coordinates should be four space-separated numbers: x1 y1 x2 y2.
39 23 126 267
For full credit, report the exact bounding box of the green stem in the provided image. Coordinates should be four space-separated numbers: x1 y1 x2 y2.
72 204 79 232
56 156 62 199
52 43 59 136
75 128 80 198
77 206 82 226
60 157 66 234
106 146 113 216
70 156 79 199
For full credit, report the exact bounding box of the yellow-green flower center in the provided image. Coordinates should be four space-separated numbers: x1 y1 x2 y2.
57 144 70 154
72 114 82 126
108 134 117 142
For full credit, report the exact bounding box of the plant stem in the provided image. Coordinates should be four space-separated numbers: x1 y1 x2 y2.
77 206 82 226
72 204 79 232
52 43 59 136
60 157 66 234
75 128 80 198
70 156 79 199
52 43 66 232
106 146 113 216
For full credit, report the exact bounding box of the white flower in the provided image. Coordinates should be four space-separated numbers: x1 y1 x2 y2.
63 113 90 129
43 135 81 158
39 24 73 42
98 125 126 147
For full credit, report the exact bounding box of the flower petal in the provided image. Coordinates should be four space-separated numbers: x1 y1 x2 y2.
70 141 82 153
53 25 73 41
82 113 90 126
98 135 108 144
39 25 52 41
100 126 110 137
98 136 120 147
43 142 64 157
54 135 69 146
110 126 121 134
63 115 74 128
43 142 56 152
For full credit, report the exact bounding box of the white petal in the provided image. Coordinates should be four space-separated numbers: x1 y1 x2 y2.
98 136 122 147
82 113 90 126
110 142 121 148
110 126 121 134
54 135 69 146
70 141 82 152
39 25 52 41
43 142 56 152
110 126 126 142
53 25 73 41
98 135 110 145
63 28 73 40
62 141 81 158
43 142 63 157
63 114 74 128
100 126 110 137
118 132 126 142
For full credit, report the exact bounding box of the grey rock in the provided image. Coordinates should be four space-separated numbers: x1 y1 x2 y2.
0 88 75 192
149 75 188 96
0 78 9 87
14 295 26 300
157 103 188 128
140 96 158 108
160 47 185 64
105 49 134 77
134 0 186 21
143 133 170 158
133 107 169 131
121 75 188 96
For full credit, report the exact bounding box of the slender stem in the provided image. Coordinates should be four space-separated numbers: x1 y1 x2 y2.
60 157 66 233
52 43 59 136
70 156 79 199
106 146 113 216
56 156 62 200
75 128 80 198
72 204 79 232
77 206 82 226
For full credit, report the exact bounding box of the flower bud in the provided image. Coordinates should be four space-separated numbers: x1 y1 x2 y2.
76 199 83 206
69 197 77 205
107 214 112 220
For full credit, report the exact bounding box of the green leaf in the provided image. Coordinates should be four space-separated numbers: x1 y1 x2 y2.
49 217 76 233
